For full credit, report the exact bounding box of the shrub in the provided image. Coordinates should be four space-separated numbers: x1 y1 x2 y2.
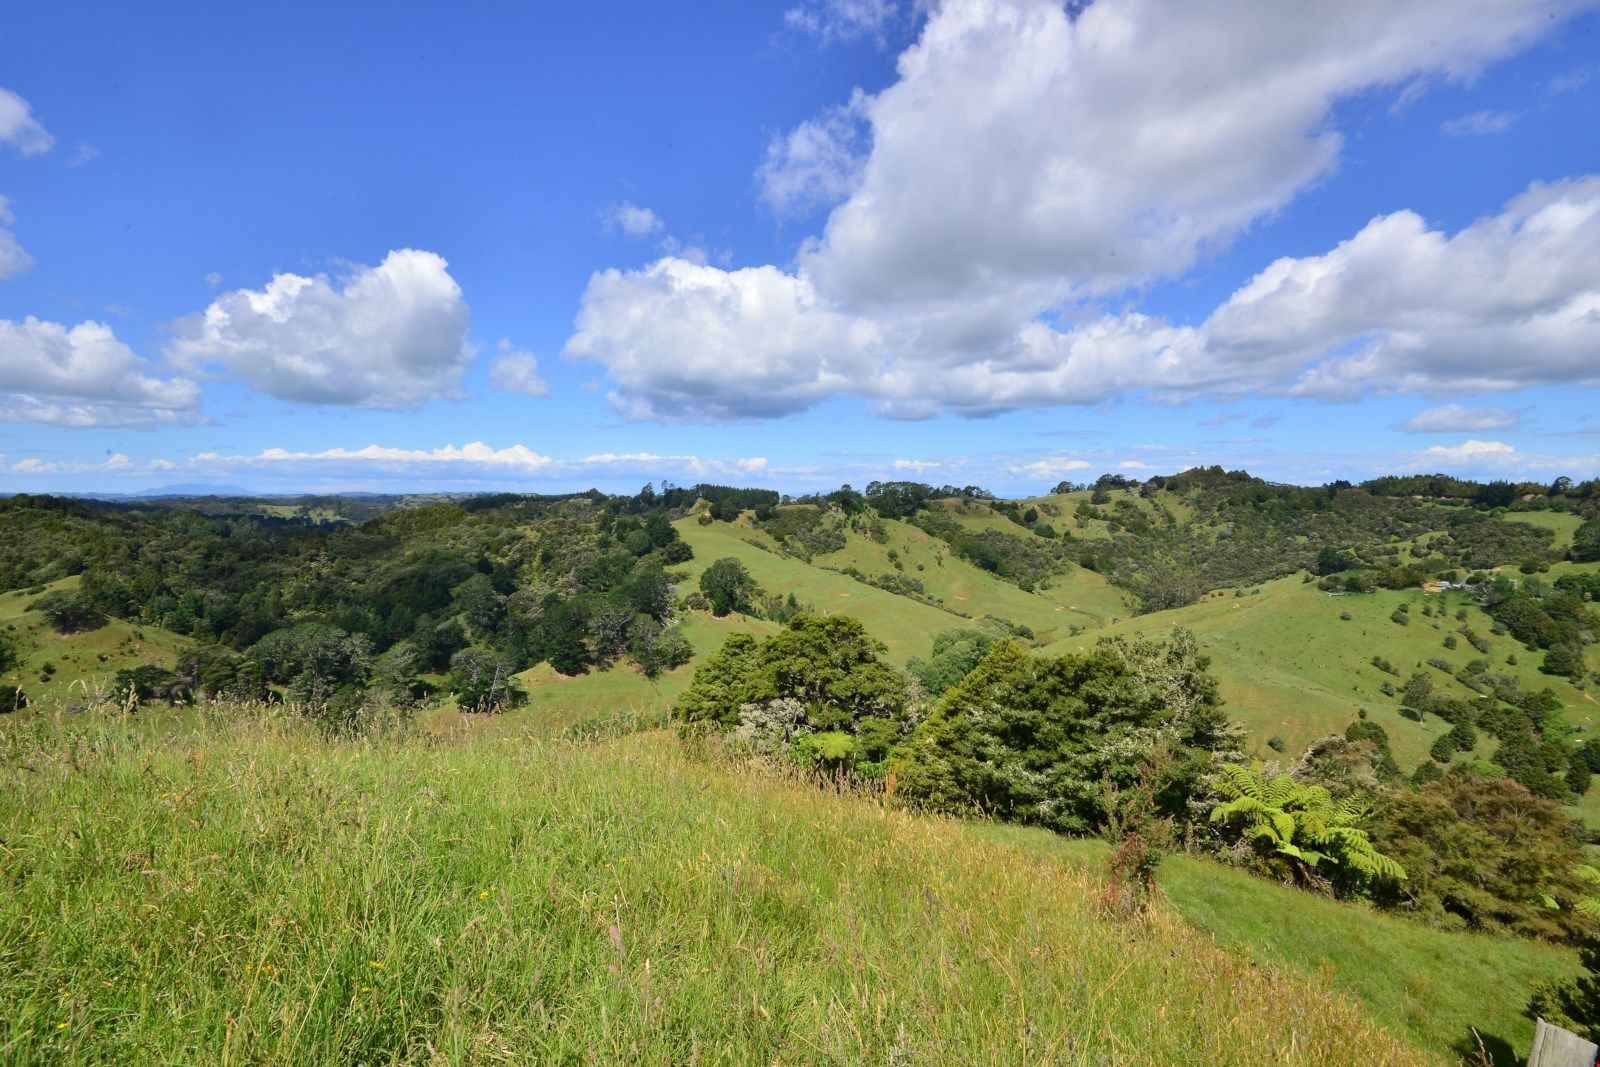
28 590 106 634
700 558 759 617
892 629 1241 834
1207 762 1404 893
1368 774 1595 942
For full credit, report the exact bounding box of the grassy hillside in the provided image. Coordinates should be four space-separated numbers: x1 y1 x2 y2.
507 610 778 732
674 517 970 664
975 826 1574 1065
0 708 1421 1065
0 578 191 709
1039 574 1598 767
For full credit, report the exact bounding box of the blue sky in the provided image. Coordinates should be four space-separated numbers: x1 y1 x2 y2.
2 0 1598 496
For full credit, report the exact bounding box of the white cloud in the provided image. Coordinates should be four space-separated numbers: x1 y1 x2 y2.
204 271 223 287
0 88 53 156
1006 456 1091 477
125 443 779 484
1206 176 1600 399
167 249 474 410
573 0 1585 422
1416 439 1517 464
488 339 550 397
758 90 871 217
0 317 203 427
1442 109 1519 136
0 195 30 280
604 201 665 239
785 0 907 45
1394 404 1521 433
804 0 1571 306
563 257 882 420
0 232 28 280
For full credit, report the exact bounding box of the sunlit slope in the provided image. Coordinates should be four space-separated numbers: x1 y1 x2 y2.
673 517 974 663
0 577 192 710
975 824 1574 1066
0 709 1425 1064
1504 510 1585 552
1040 574 1597 767
510 610 778 731
806 511 1128 632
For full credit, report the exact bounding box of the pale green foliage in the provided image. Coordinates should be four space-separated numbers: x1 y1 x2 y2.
1576 864 1600 923
1209 762 1405 888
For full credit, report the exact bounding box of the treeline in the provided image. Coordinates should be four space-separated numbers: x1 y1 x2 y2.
3 490 723 716
678 615 1600 946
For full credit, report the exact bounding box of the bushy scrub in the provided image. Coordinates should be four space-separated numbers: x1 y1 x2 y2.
1367 773 1595 942
890 629 1242 834
675 613 910 777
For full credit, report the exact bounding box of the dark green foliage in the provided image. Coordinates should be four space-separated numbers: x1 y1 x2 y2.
28 590 106 634
906 628 996 699
700 558 758 617
112 663 190 704
253 623 373 709
1368 774 1596 942
1344 721 1402 781
675 615 909 774
1529 939 1600 1044
1570 517 1600 563
674 633 760 727
448 648 524 712
891 629 1240 834
1428 734 1455 765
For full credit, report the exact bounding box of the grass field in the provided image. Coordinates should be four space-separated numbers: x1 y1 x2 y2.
974 826 1575 1066
1039 574 1598 768
674 517 971 664
0 708 1425 1065
0 578 191 709
1503 510 1585 552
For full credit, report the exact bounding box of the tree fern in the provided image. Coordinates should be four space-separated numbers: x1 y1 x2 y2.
1209 761 1404 888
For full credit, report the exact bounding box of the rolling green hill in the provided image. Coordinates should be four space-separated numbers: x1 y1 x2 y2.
1038 570 1598 768
0 705 1441 1064
0 577 192 709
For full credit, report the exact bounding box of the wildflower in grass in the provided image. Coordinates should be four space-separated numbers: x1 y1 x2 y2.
369 959 385 969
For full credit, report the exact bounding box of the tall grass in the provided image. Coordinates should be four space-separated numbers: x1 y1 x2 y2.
0 705 1422 1064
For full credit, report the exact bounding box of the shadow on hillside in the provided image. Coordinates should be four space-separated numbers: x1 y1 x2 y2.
1455 1027 1516 1067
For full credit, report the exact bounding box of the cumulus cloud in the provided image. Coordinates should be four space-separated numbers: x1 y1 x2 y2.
0 88 52 155
167 249 474 410
1207 176 1600 399
803 0 1570 306
0 317 203 427
604 201 665 239
564 257 882 420
1394 404 1521 433
572 0 1586 422
1416 439 1517 464
488 340 550 397
758 90 871 217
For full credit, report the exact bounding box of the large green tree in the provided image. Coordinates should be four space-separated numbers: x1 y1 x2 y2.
1368 773 1595 941
890 629 1240 834
700 557 758 617
675 614 909 770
